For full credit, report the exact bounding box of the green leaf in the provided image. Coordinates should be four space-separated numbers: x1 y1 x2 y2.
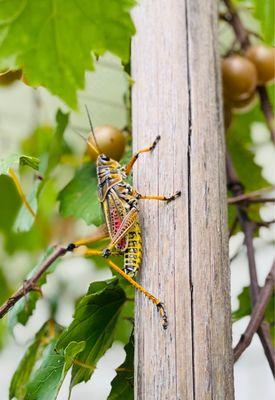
25 340 85 400
253 0 275 45
233 286 275 344
19 156 40 171
0 154 39 175
12 110 68 233
0 175 21 233
9 321 61 400
232 286 252 322
108 335 134 400
21 125 55 158
8 247 61 331
56 278 126 390
0 0 136 108
42 110 69 178
0 267 12 350
13 180 39 233
58 163 103 226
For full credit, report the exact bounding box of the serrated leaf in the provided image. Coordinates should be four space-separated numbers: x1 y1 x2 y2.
0 154 39 175
0 0 136 108
108 335 134 400
56 277 126 390
25 339 84 400
58 163 103 226
8 247 61 331
9 320 61 400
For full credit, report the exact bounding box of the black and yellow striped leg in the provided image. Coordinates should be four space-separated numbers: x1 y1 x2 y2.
138 191 181 203
125 135 161 175
70 247 168 329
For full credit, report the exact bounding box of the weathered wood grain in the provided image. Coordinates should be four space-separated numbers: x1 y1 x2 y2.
131 1 234 399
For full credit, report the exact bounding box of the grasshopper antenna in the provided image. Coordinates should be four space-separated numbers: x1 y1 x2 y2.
71 125 100 156
71 127 87 142
85 104 101 154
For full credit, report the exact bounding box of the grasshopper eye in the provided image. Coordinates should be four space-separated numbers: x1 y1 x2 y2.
101 155 110 161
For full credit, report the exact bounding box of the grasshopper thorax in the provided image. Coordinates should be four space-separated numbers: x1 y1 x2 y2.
96 154 126 202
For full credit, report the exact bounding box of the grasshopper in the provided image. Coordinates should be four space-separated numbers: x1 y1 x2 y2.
67 109 181 329
5 108 180 328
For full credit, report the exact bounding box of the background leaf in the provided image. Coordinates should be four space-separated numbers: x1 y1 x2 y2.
58 163 103 226
56 278 126 390
0 0 135 107
9 321 61 400
253 0 274 45
25 339 84 400
108 335 134 400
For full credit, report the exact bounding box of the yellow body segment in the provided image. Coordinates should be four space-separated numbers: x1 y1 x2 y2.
124 220 142 277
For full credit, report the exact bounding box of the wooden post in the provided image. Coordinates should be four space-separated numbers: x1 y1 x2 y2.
131 1 234 399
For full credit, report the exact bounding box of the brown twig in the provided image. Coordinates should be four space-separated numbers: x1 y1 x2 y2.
0 246 67 319
229 197 275 205
223 0 275 143
234 261 275 361
227 187 275 204
227 153 275 374
256 219 275 228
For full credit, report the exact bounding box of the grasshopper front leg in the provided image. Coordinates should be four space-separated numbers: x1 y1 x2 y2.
124 135 160 175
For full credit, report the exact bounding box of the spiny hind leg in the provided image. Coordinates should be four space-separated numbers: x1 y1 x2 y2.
125 135 161 175
137 191 181 203
68 247 168 329
8 168 36 217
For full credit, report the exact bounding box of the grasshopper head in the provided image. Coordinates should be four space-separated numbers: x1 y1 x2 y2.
97 153 120 167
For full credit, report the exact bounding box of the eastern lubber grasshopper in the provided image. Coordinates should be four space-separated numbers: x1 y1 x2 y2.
67 108 181 329
6 108 181 329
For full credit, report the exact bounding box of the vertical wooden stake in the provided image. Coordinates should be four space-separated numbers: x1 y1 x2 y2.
131 1 234 399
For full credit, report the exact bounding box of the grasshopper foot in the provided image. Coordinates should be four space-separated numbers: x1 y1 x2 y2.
150 135 161 152
157 302 168 330
165 190 181 203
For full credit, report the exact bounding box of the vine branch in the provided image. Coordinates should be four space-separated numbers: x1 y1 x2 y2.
234 261 275 361
226 153 275 374
0 246 67 319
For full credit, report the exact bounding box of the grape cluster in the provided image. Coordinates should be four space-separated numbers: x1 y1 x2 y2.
222 45 274 117
87 125 126 162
